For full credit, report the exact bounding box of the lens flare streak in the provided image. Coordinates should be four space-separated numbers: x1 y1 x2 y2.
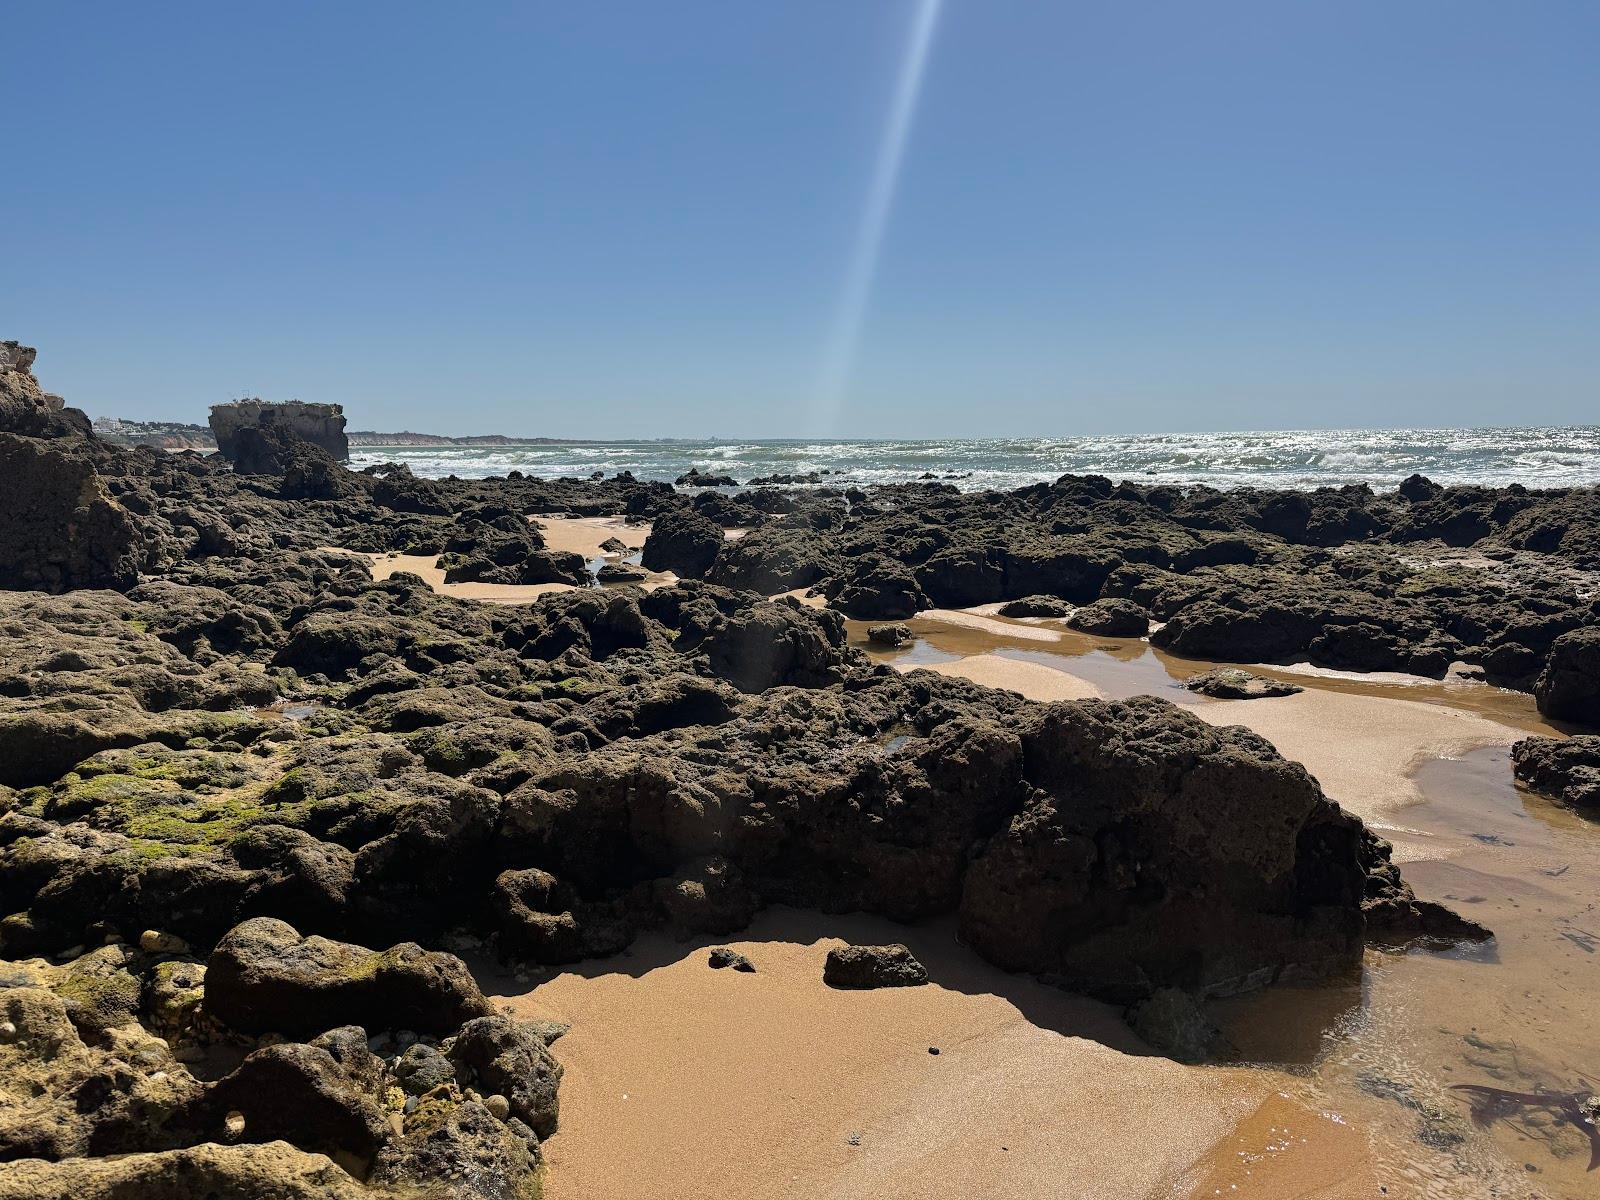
812 0 942 434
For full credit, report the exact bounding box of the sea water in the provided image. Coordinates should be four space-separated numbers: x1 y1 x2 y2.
349 426 1600 491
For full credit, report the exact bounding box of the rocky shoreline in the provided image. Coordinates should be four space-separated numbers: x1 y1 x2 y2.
3 340 1596 1197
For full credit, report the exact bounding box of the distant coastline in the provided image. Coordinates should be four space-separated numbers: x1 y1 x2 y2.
90 417 584 451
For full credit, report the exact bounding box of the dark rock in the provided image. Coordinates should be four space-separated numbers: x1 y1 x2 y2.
822 943 929 989
675 467 738 487
1534 626 1600 725
704 600 850 693
194 1041 391 1170
1127 987 1221 1063
640 507 724 578
205 917 491 1037
1183 668 1304 699
394 1042 457 1096
1065 597 1150 637
832 557 928 620
708 947 755 972
448 1014 563 1139
210 399 348 462
866 622 913 647
371 1097 538 1200
654 855 758 935
1512 735 1600 809
0 433 140 592
997 595 1072 618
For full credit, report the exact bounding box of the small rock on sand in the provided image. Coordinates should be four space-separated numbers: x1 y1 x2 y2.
822 943 928 990
708 947 756 972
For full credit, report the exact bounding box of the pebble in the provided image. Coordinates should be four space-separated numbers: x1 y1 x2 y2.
396 1030 418 1048
0 1021 16 1042
485 1094 511 1120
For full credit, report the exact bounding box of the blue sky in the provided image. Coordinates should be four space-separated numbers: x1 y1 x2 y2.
3 1 1596 437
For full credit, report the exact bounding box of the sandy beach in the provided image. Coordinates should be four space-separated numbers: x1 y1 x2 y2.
489 910 1392 1200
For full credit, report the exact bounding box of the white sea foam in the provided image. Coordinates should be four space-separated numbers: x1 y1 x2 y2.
349 427 1600 492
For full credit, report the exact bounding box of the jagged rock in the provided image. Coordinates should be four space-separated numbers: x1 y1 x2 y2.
193 1041 392 1171
832 557 928 620
675 467 737 487
703 599 850 693
1512 735 1600 809
708 947 755 972
0 433 140 592
640 507 724 578
371 1097 538 1200
0 341 92 439
448 1014 563 1139
1184 668 1304 699
1065 597 1150 637
205 918 490 1037
823 943 929 989
210 399 348 462
1534 626 1600 725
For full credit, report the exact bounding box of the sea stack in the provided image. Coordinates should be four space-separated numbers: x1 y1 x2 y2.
210 399 349 462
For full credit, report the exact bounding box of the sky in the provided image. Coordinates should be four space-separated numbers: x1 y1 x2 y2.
2 1 1597 438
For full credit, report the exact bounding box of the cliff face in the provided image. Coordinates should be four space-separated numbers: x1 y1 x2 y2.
1 340 92 439
210 399 348 462
0 341 140 592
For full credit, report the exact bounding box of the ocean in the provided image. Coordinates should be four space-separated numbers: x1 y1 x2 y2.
348 426 1600 492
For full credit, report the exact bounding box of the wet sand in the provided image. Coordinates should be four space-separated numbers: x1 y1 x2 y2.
849 610 1591 1196
486 910 1399 1200
871 609 1560 851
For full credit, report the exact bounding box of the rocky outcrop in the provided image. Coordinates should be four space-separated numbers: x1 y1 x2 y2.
0 1142 371 1200
0 341 91 439
675 467 737 487
1534 627 1600 725
1065 596 1150 637
0 433 140 592
210 400 348 463
1512 735 1600 810
640 507 723 578
204 918 491 1037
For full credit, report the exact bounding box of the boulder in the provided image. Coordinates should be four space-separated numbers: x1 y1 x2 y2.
675 467 738 487
205 917 490 1037
822 943 929 989
448 1014 564 1139
1534 626 1600 725
1065 597 1150 637
1183 668 1303 700
1511 735 1600 809
703 600 850 693
640 507 724 578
